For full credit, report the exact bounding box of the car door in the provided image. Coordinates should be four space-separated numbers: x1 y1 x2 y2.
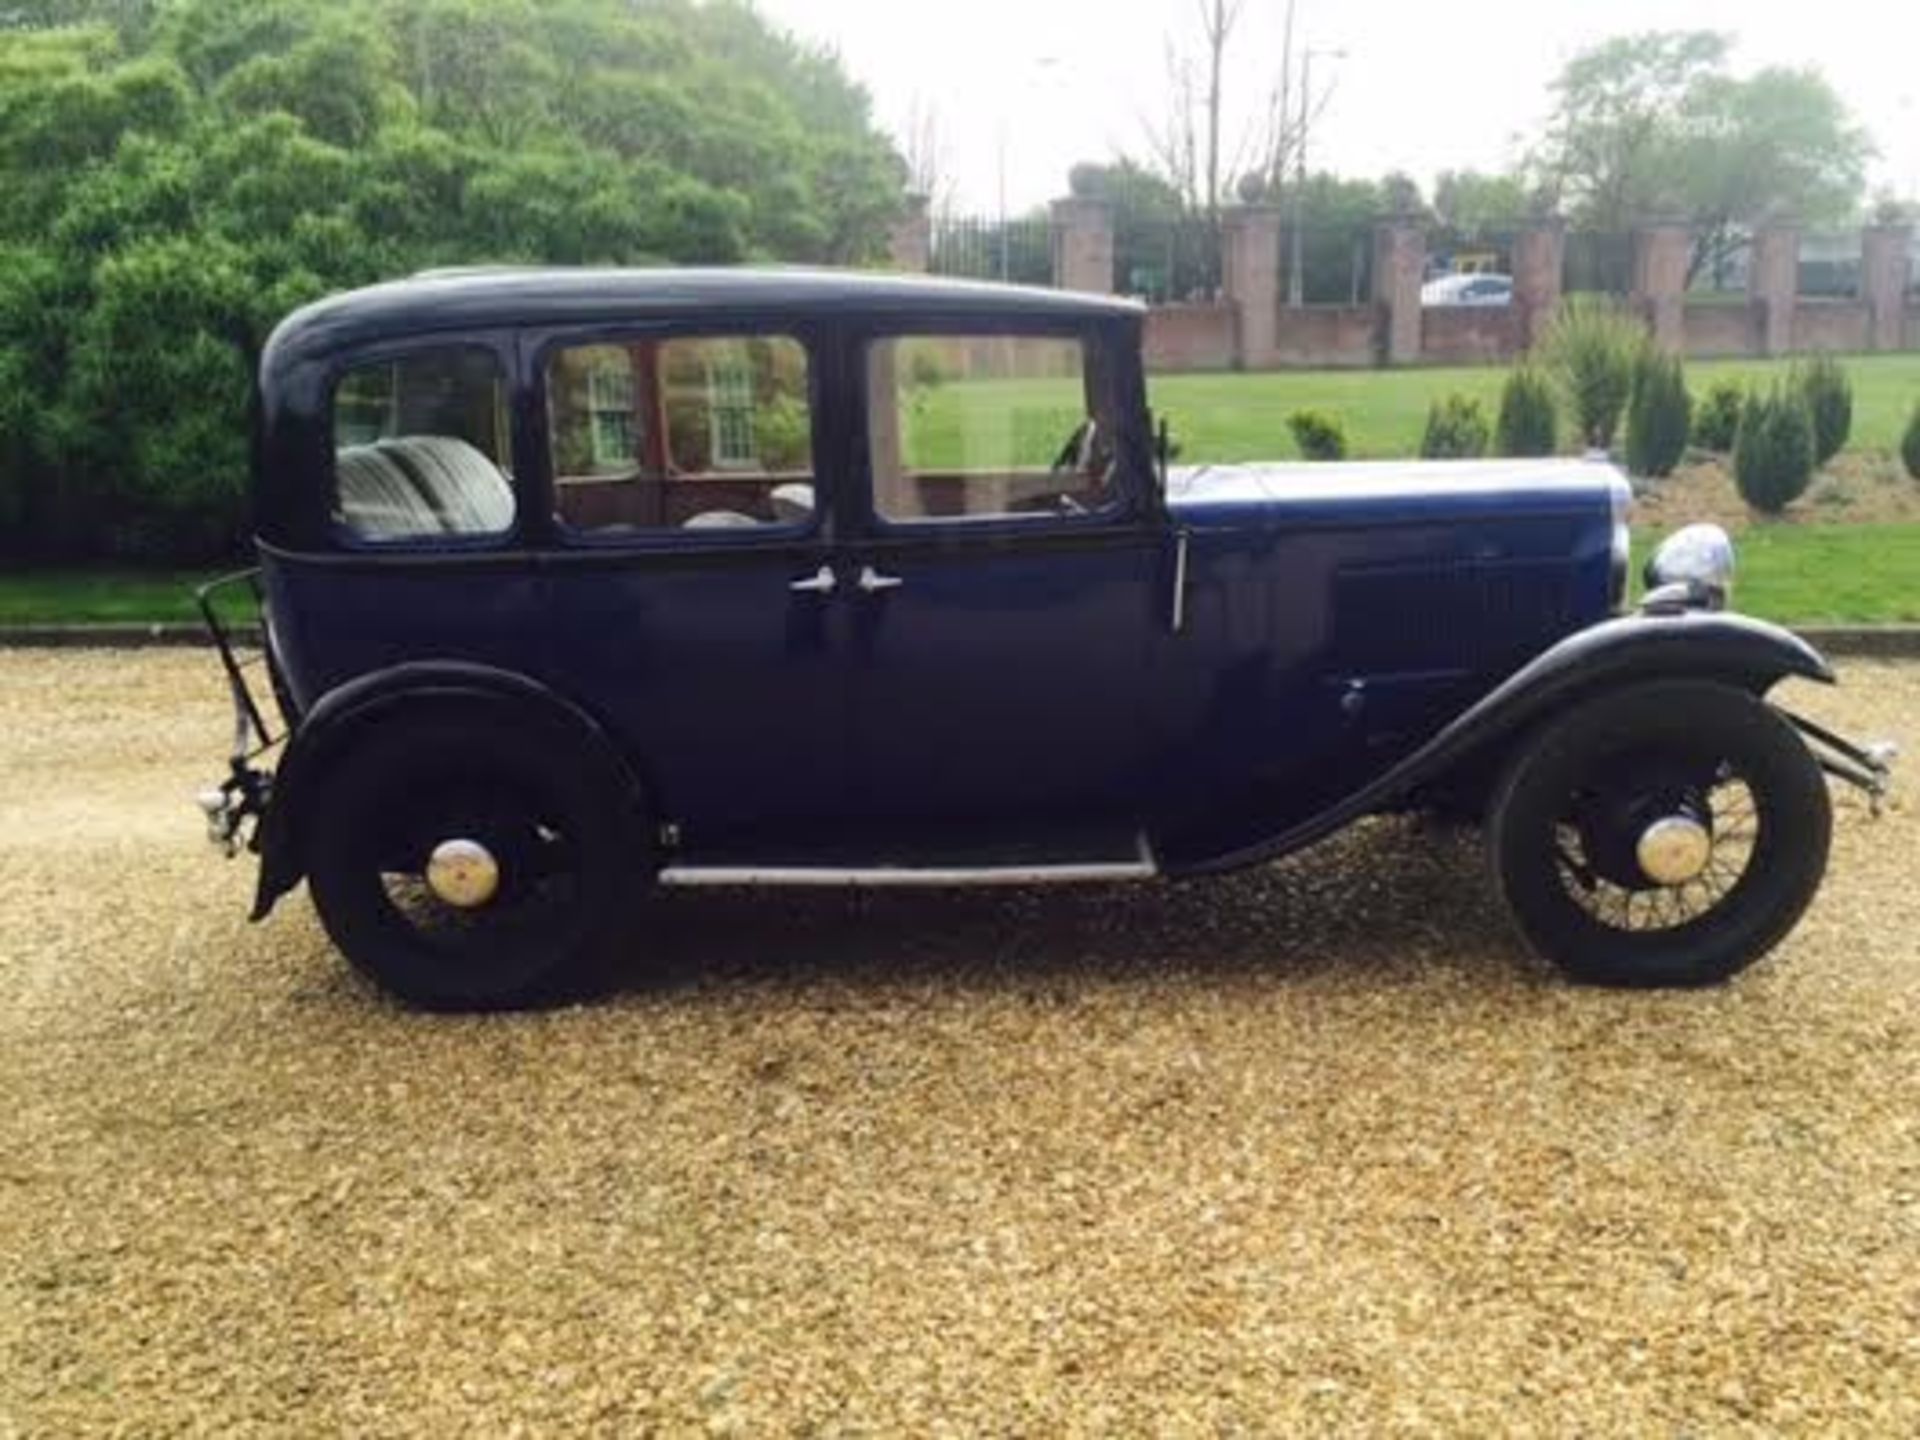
530 324 853 853
839 322 1166 845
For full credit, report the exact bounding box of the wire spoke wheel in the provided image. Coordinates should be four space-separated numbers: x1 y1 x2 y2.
1489 681 1831 988
1552 770 1760 934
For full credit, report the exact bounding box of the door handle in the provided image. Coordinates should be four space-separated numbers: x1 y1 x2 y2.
788 565 837 595
856 565 904 594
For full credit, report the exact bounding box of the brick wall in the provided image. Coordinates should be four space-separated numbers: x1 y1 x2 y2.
1271 306 1376 367
1123 211 1914 372
1142 303 1237 372
1792 300 1871 353
1681 301 1760 359
1420 306 1519 365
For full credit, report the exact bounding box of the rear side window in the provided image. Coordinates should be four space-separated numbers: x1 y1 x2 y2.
546 335 814 536
331 347 514 543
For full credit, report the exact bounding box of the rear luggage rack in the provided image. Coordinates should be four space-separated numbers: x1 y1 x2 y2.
195 570 283 854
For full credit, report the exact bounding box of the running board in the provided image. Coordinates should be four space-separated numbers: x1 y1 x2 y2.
658 837 1158 888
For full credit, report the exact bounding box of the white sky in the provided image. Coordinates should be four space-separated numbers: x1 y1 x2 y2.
757 0 1920 215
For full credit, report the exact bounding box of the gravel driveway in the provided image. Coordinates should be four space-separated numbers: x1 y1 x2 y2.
2 651 1916 1434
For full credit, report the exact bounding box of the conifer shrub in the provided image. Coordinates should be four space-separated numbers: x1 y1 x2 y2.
1733 386 1815 514
1623 350 1691 479
1789 354 1852 466
1286 408 1349 461
1494 366 1557 457
1419 393 1491 459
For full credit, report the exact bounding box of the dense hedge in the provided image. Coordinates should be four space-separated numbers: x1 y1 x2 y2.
0 0 906 563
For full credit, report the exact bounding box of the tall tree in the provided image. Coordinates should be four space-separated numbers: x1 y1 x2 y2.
1197 0 1240 227
898 95 952 213
1432 169 1532 237
1531 31 1869 276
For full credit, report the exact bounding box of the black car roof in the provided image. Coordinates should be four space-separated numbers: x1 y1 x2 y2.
261 266 1144 378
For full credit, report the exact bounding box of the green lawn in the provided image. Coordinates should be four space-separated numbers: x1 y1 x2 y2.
0 570 210 626
1148 352 1920 462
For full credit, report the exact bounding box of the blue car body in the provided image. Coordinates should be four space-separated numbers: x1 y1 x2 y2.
211 267 1842 920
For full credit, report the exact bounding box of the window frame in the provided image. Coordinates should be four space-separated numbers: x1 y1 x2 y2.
528 321 827 551
323 338 521 554
851 319 1147 541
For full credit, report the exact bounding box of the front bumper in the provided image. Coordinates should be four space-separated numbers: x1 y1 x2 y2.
1779 708 1899 815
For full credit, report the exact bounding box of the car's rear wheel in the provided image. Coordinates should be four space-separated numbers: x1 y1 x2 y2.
1488 680 1830 987
305 709 645 1010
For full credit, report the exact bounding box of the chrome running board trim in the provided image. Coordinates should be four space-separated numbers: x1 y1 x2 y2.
659 836 1158 888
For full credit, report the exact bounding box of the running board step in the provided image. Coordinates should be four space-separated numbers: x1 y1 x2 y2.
659 837 1157 888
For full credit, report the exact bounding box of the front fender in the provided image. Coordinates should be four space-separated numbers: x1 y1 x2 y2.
1173 610 1833 877
248 661 637 921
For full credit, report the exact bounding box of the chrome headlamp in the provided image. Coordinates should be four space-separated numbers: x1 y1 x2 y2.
1642 523 1735 612
1607 478 1632 611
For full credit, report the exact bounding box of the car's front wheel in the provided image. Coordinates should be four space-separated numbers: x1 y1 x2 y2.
1488 680 1830 987
305 708 646 1010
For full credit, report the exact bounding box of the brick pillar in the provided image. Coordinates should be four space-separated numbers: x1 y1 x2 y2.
1049 197 1114 294
1861 224 1913 353
1220 206 1282 370
1748 225 1799 356
1510 217 1564 350
1631 221 1691 352
1371 217 1425 366
886 194 930 273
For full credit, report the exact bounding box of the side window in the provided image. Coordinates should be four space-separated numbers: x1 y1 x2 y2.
546 335 814 535
331 347 514 543
867 334 1117 524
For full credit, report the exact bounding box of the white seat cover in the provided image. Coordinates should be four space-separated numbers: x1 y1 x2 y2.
336 436 514 538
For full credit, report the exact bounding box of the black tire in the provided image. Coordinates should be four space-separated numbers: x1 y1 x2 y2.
305 706 647 1010
1487 680 1830 987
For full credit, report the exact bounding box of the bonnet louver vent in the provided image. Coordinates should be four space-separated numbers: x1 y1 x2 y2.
1333 558 1576 672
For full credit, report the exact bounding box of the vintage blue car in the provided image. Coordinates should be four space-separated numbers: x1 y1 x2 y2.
199 268 1893 1009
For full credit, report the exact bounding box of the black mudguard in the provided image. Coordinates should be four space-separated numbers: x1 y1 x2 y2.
248 661 641 921
1171 610 1834 878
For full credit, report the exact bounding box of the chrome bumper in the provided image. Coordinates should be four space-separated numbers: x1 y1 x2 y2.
1780 709 1898 816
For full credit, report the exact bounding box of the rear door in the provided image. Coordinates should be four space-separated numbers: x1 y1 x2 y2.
839 323 1166 843
531 325 853 852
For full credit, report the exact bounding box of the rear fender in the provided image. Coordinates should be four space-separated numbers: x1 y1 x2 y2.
1173 611 1833 877
249 661 642 920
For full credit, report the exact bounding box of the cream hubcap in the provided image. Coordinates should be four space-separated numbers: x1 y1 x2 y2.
424 838 501 909
1635 816 1712 886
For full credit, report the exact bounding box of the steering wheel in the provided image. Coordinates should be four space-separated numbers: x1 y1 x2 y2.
1049 419 1097 476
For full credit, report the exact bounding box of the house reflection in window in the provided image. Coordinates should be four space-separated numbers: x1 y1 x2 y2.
545 335 813 535
586 354 637 471
707 353 758 469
